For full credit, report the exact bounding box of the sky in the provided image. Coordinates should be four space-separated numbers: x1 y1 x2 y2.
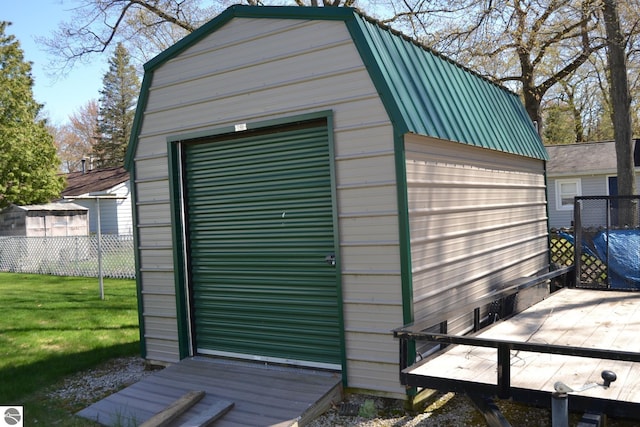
4 0 107 125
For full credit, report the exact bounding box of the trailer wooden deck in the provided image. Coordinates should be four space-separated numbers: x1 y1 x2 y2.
77 357 342 426
395 288 640 419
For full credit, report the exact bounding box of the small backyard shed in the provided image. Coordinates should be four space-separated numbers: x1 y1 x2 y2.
126 5 550 398
0 202 88 237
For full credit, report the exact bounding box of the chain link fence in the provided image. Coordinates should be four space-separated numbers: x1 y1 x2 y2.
0 235 135 279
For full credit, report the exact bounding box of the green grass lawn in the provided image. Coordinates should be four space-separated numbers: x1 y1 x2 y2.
0 273 139 423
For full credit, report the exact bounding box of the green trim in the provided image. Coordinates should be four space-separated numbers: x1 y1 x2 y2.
124 73 152 171
325 112 349 386
167 110 347 371
344 18 409 136
393 131 417 383
393 132 413 327
350 11 418 368
167 110 335 142
126 6 357 171
167 140 191 359
128 169 146 358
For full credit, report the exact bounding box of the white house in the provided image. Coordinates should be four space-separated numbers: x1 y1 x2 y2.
546 140 640 229
61 166 133 235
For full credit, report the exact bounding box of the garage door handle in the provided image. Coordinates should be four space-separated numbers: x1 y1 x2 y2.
325 253 336 266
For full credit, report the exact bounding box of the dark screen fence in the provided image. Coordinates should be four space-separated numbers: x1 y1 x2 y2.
574 196 640 289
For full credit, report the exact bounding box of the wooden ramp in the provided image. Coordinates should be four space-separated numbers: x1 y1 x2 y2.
404 288 640 418
77 357 342 427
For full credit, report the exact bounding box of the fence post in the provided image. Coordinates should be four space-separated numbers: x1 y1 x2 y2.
97 198 104 300
574 198 582 288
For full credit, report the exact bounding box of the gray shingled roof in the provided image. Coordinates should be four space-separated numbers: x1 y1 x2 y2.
546 141 617 176
546 140 640 176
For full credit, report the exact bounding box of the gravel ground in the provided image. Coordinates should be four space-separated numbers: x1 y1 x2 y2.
46 356 158 410
43 356 635 426
306 392 490 426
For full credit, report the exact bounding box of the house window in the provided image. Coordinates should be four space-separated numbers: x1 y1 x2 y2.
556 179 581 210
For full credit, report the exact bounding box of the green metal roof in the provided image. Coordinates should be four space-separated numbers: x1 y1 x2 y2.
125 5 547 169
348 15 547 160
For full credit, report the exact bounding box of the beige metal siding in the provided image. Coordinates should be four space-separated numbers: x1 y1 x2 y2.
133 18 404 395
405 134 549 333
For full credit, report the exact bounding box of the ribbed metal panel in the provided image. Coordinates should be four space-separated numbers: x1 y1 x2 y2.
350 15 547 160
183 122 341 366
405 135 549 331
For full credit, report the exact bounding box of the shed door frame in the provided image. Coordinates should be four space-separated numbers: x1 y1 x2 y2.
167 111 346 372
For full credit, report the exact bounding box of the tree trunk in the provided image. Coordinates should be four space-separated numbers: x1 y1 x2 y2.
602 0 638 226
519 54 542 134
523 88 542 134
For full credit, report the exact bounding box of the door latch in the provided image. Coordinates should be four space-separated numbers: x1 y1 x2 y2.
325 253 336 266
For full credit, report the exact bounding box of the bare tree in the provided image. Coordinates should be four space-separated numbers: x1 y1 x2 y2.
41 0 358 71
394 0 606 134
41 0 224 71
53 100 99 172
40 1 640 155
544 54 614 144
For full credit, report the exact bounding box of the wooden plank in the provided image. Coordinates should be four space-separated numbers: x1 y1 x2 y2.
297 381 342 426
509 353 574 390
179 400 234 427
616 362 640 403
139 390 205 427
412 345 497 385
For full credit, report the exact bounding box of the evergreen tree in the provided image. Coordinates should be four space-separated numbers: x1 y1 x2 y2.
93 43 140 167
0 22 64 208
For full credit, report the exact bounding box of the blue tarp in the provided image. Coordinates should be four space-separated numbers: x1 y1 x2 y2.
593 230 640 289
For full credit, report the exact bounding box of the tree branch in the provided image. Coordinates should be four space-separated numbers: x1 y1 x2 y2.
129 0 196 32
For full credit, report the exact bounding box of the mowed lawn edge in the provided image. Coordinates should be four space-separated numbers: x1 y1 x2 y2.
0 273 140 403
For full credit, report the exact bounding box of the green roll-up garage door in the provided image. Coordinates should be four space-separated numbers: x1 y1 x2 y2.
183 120 341 368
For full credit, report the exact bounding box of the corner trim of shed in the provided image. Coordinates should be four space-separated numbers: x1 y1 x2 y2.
127 169 147 358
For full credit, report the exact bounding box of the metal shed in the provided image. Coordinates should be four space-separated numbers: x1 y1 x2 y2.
0 202 88 237
126 5 549 398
